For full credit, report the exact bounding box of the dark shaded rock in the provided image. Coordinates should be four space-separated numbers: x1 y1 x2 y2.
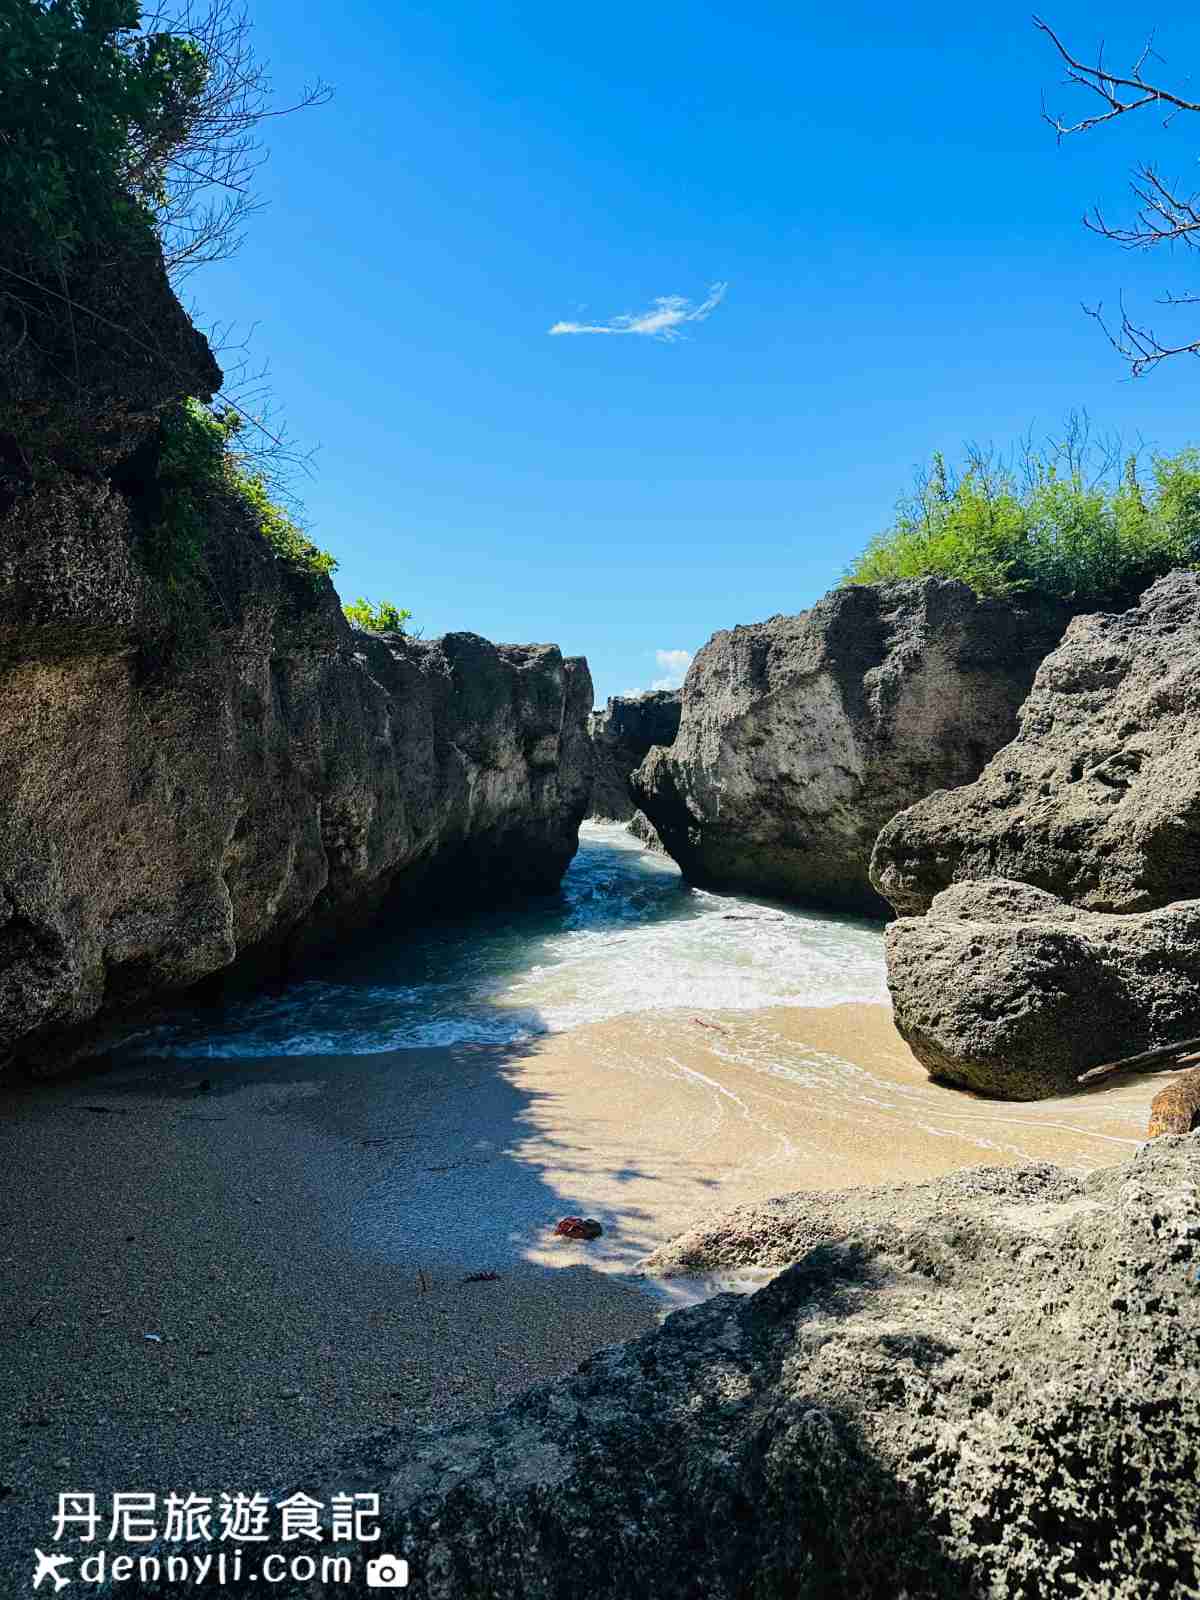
184 1137 1200 1599
0 235 221 472
632 580 1068 914
883 879 1200 1098
588 691 681 821
871 571 1200 919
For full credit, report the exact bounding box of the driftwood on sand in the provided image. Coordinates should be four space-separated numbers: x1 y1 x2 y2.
1076 1034 1200 1087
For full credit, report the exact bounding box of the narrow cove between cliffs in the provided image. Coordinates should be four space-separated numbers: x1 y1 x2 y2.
107 821 1157 1293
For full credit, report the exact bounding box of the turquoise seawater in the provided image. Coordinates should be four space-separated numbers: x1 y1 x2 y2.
133 823 889 1059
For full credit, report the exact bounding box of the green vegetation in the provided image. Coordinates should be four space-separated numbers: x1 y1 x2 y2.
144 400 336 603
0 0 205 273
845 426 1200 607
2 3 339 612
342 597 414 633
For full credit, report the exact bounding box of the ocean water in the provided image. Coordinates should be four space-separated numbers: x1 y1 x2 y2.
135 822 889 1059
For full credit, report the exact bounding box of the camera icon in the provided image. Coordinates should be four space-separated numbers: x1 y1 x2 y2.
366 1554 409 1588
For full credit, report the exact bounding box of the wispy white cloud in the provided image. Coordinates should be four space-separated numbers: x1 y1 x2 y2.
651 648 693 691
549 283 727 342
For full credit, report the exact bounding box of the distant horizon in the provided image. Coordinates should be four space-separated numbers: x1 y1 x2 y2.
198 0 1200 701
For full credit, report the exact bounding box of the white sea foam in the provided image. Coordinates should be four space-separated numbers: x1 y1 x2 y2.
133 822 888 1059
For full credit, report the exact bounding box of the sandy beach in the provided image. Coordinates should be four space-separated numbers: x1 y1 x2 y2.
0 1000 1175 1576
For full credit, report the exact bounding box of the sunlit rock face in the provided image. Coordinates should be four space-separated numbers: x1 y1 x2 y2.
632 579 1068 914
884 880 1200 1098
871 570 1200 918
872 572 1200 1099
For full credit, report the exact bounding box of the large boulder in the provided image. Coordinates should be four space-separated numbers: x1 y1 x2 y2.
871 571 1200 919
157 1136 1199 1599
631 580 1068 914
587 690 681 821
883 879 1200 1098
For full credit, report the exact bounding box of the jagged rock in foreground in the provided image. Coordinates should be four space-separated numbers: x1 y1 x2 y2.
882 880 1200 1098
587 690 681 822
187 1137 1199 1599
871 571 1200 919
632 580 1068 914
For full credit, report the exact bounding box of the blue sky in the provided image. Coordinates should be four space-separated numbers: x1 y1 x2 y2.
196 1 1200 702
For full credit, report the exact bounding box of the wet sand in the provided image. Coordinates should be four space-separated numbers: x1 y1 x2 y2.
0 1001 1174 1577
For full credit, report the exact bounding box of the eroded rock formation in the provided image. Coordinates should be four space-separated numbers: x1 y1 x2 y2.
883 880 1200 1098
1150 1069 1200 1137
873 574 1200 1096
0 241 592 1076
186 1136 1199 1599
631 580 1068 914
587 690 681 822
871 571 1200 918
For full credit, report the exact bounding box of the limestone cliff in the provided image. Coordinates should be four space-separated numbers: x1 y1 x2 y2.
871 571 1200 917
0 242 592 1076
587 690 681 821
872 573 1200 1097
632 580 1068 914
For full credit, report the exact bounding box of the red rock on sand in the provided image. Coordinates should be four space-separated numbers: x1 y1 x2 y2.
553 1217 603 1240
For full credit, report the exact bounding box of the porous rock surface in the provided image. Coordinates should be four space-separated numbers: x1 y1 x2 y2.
0 529 592 1072
0 243 592 1076
871 571 1200 919
186 1136 1200 1599
882 879 1200 1098
1150 1067 1200 1138
587 690 681 821
632 580 1068 913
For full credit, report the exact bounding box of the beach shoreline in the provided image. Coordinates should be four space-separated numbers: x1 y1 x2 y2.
0 1000 1177 1576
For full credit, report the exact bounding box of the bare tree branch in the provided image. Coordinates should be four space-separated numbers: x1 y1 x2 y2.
122 0 331 280
1035 16 1200 137
1037 17 1200 376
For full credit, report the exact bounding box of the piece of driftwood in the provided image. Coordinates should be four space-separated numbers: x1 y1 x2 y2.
1077 1034 1200 1086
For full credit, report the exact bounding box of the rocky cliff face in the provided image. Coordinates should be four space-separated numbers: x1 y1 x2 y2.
179 1135 1199 1599
631 580 1068 914
587 690 681 821
871 571 1200 918
0 244 592 1077
873 574 1200 1097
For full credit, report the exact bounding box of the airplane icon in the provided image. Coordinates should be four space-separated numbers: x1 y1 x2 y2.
32 1550 73 1591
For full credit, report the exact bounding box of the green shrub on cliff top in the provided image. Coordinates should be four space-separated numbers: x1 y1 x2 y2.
0 0 205 273
145 400 337 601
845 427 1200 607
342 597 413 633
